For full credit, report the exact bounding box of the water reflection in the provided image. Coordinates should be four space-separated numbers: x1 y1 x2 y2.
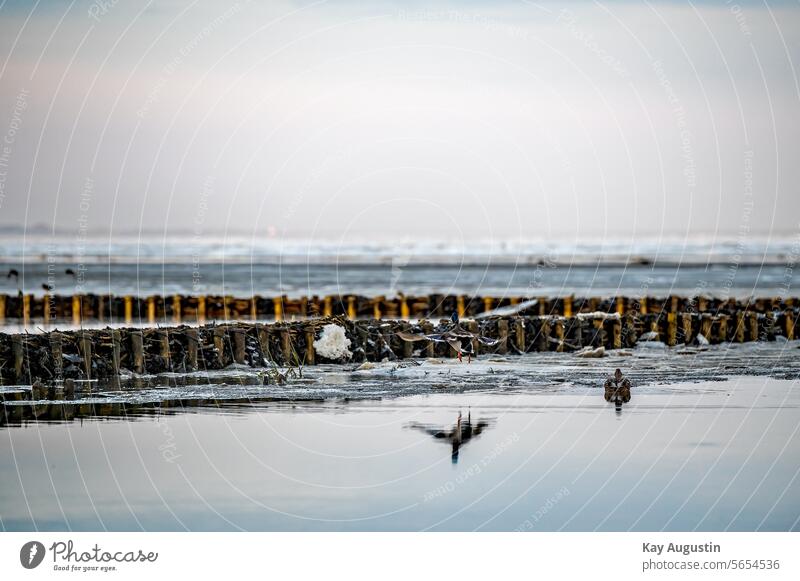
408 410 492 463
0 396 295 427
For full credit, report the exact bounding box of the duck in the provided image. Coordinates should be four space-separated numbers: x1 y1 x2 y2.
396 319 499 363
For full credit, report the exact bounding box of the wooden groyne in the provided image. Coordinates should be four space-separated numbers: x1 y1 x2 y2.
1 301 796 383
0 292 796 325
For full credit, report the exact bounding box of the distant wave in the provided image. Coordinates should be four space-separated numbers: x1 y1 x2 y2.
0 235 797 266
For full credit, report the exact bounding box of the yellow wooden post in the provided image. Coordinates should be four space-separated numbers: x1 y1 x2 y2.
72 295 82 326
639 297 647 315
373 296 383 320
400 296 410 320
457 295 465 319
0 294 5 325
785 310 795 341
197 295 207 323
483 297 493 314
22 294 31 327
563 296 572 318
250 296 259 320
173 294 181 324
323 296 333 317
147 296 156 323
124 296 133 323
347 296 356 320
616 296 624 315
735 311 745 343
273 297 283 322
666 312 677 346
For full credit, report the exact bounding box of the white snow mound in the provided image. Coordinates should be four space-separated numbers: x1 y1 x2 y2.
314 324 352 360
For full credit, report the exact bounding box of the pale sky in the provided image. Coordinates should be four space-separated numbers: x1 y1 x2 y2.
0 0 798 242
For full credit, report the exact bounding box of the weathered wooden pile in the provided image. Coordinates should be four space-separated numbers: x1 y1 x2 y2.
0 292 797 325
0 295 796 383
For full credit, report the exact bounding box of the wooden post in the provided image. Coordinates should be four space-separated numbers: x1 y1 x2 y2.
173 295 181 324
42 293 50 325
305 327 316 365
258 327 271 362
421 321 435 357
616 296 625 315
483 297 493 314
111 330 121 374
274 297 284 322
11 336 24 381
213 327 226 366
497 319 509 354
670 295 679 313
231 329 246 364
538 297 547 316
223 296 231 321
734 311 745 342
250 296 259 320
347 296 356 320
700 314 712 341
682 313 693 344
749 312 759 342
698 296 708 312
639 297 648 315
198 295 207 323
563 296 573 318
130 331 145 374
72 295 82 326
124 296 133 323
147 296 156 324
551 319 563 352
280 328 292 364
373 297 383 320
785 310 795 341
612 317 622 349
51 332 63 379
159 330 171 370
185 329 198 370
400 296 410 320
457 295 466 319
515 318 526 352
78 332 92 379
765 311 776 341
323 296 333 317
717 315 729 343
666 312 677 347
22 294 31 327
0 294 5 324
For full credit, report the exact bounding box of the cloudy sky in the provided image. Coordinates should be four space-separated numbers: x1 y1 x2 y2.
0 0 798 243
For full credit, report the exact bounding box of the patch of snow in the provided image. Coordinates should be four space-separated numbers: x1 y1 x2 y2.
576 346 606 358
314 324 353 360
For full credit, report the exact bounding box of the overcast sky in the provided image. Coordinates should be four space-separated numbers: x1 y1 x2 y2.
0 0 798 243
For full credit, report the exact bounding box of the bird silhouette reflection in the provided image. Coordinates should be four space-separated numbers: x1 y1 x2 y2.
408 411 491 463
